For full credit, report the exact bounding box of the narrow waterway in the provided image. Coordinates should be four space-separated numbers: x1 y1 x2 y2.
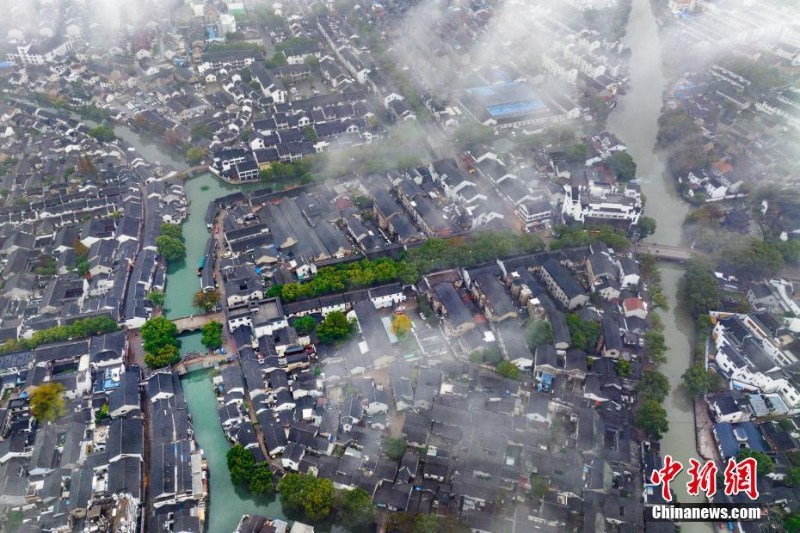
161 173 246 319
180 366 285 532
114 124 187 171
608 0 709 526
115 123 296 527
114 124 251 319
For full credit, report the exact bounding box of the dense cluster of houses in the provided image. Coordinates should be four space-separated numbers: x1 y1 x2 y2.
0 100 185 341
0 331 210 531
663 4 800 195
196 217 678 530
698 302 800 512
1 0 798 530
0 333 147 531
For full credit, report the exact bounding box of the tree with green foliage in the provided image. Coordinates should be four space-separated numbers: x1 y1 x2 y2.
95 403 110 423
718 55 787 94
75 255 91 276
89 124 115 142
529 475 550 500
191 124 213 140
786 514 800 533
564 142 588 162
272 233 544 304
668 138 713 180
657 109 696 146
278 473 335 521
736 449 774 475
193 290 220 312
616 359 632 378
335 488 375 529
775 239 800 265
317 311 356 345
407 231 545 274
292 316 317 336
607 151 636 181
249 463 274 494
30 382 66 422
496 360 520 379
227 444 256 486
384 437 407 461
73 239 90 276
303 125 318 142
386 513 470 533
680 257 720 317
259 159 314 186
526 320 553 350
566 314 601 352
643 330 667 365
682 362 725 397
34 256 58 276
637 216 657 239
549 224 631 251
201 321 223 350
718 238 785 280
186 147 207 165
452 123 494 150
146 290 165 308
636 399 669 440
144 344 181 369
693 314 712 357
156 235 186 263
637 370 670 403
479 345 503 365
786 467 800 487
265 51 287 68
0 316 119 354
141 316 180 354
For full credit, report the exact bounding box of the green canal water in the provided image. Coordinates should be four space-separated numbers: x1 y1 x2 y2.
179 334 286 531
162 172 244 320
168 177 292 531
114 125 296 528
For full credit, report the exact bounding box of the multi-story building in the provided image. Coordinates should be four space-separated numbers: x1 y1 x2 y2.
561 183 643 226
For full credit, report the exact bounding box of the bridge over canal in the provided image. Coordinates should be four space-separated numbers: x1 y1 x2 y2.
633 242 701 262
173 352 232 375
171 312 225 333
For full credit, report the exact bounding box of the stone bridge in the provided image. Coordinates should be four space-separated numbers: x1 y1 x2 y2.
173 352 231 375
172 312 225 333
633 242 701 263
159 165 207 181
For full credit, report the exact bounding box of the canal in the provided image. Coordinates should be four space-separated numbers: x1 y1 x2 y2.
161 174 247 320
608 0 708 526
117 126 296 528
181 335 286 532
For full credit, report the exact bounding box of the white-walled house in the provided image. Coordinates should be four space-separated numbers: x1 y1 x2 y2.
369 283 406 309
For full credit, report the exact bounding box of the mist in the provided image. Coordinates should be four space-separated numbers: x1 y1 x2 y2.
0 0 178 48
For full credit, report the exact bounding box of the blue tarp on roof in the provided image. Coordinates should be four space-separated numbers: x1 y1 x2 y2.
715 422 769 458
538 373 553 392
715 423 740 458
739 422 768 453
